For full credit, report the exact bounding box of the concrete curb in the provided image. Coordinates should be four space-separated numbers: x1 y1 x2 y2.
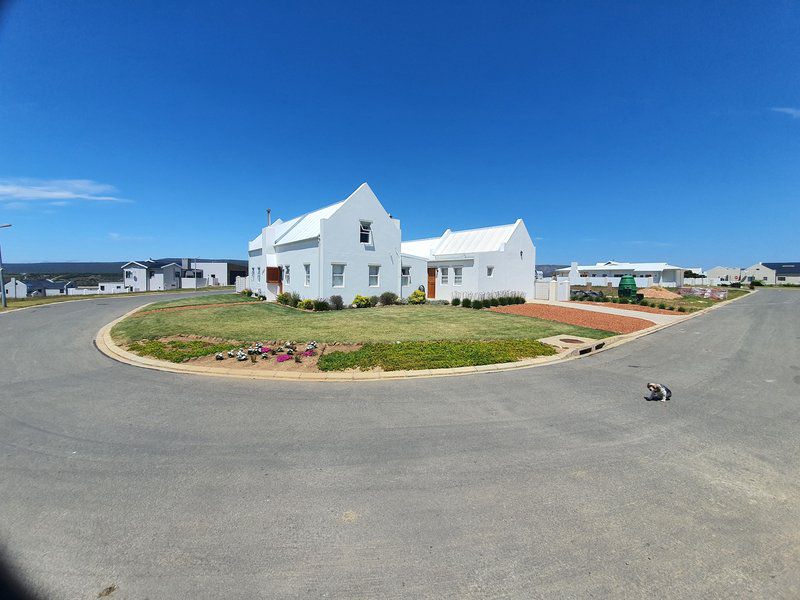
94 290 755 382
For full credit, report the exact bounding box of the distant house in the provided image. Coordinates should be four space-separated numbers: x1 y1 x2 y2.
401 221 536 301
706 266 744 284
121 258 246 292
555 261 686 288
247 183 403 301
743 262 800 285
3 277 74 298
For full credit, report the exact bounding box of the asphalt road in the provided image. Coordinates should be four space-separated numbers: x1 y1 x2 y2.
1 290 799 599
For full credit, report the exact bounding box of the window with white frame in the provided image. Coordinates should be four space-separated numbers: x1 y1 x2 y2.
125 270 132 278
257 267 261 282
453 266 463 285
332 264 345 287
440 267 448 284
304 264 311 286
369 265 380 287
401 266 411 286
251 267 255 279
486 266 494 277
359 220 372 244
283 265 291 284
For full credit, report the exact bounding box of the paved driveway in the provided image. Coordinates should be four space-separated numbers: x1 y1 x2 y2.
1 290 798 599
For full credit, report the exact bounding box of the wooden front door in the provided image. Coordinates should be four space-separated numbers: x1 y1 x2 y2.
427 267 436 298
266 267 283 294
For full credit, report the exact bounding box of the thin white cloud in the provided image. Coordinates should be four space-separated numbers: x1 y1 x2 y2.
623 240 674 247
0 178 131 205
108 232 152 242
771 107 800 119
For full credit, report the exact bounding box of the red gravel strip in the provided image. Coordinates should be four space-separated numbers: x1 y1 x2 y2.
491 304 655 334
570 301 680 316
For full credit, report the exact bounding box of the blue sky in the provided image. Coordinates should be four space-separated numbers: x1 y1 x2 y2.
0 1 798 267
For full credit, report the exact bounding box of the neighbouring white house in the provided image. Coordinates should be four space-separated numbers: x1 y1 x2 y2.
743 262 800 285
247 183 403 301
121 258 247 292
3 278 74 298
400 221 536 301
556 261 686 288
706 266 744 284
245 182 538 302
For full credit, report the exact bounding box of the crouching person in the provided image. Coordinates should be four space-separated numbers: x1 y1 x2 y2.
645 382 672 402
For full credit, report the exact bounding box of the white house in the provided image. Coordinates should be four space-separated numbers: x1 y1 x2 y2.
401 221 536 301
122 260 183 292
247 183 403 301
743 262 800 285
706 266 744 285
246 183 538 302
3 278 73 298
556 261 686 288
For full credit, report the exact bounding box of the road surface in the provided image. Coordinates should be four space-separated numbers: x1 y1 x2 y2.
1 290 798 599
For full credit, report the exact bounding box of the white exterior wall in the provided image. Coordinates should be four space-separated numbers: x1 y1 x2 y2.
400 254 428 298
124 266 149 292
149 272 165 291
181 277 208 289
161 266 181 290
193 261 228 286
743 263 777 284
317 187 402 302
4 278 27 298
274 239 322 300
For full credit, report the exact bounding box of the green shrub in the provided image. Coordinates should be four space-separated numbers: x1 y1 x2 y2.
241 288 252 297
451 297 461 306
276 292 291 305
751 279 764 286
298 299 315 310
658 302 667 309
667 306 675 311
490 298 500 307
369 295 380 307
618 298 629 304
289 292 301 308
329 295 344 310
498 297 508 305
472 300 483 309
461 297 472 308
379 291 398 306
313 299 330 311
407 289 426 304
677 306 686 312
352 294 372 308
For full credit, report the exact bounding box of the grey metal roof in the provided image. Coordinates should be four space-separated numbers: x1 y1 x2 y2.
761 262 800 275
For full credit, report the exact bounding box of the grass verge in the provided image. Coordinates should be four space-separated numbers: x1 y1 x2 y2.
318 339 557 371
127 339 236 362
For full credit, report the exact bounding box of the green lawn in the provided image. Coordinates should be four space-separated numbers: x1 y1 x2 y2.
112 294 615 346
318 339 557 371
142 293 258 310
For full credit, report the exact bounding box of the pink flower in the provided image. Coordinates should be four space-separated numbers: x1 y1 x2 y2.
260 347 270 353
302 350 314 357
276 354 291 363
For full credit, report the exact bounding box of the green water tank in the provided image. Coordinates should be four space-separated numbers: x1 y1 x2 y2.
618 275 638 298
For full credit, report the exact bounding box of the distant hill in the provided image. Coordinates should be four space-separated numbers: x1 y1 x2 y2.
538 264 568 278
5 261 125 274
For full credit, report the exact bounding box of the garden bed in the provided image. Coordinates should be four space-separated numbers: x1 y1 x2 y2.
491 304 656 334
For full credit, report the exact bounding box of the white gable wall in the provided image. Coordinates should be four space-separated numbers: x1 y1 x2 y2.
124 265 149 292
318 185 401 302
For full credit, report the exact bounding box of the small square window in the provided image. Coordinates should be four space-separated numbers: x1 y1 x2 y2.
453 267 463 286
360 221 372 244
441 267 448 284
486 266 494 277
369 265 380 287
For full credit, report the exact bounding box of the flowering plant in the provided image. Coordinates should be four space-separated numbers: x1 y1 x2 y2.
276 354 292 363
302 350 314 357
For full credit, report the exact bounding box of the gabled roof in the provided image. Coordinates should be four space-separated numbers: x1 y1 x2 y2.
400 237 441 260
402 221 522 259
434 222 519 256
121 259 181 269
270 183 378 247
761 262 800 275
17 279 72 290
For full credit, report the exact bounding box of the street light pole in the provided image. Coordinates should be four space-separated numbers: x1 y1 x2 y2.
0 224 12 309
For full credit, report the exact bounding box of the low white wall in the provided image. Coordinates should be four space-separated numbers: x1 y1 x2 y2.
181 277 208 289
534 280 570 301
235 276 249 293
566 276 673 288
